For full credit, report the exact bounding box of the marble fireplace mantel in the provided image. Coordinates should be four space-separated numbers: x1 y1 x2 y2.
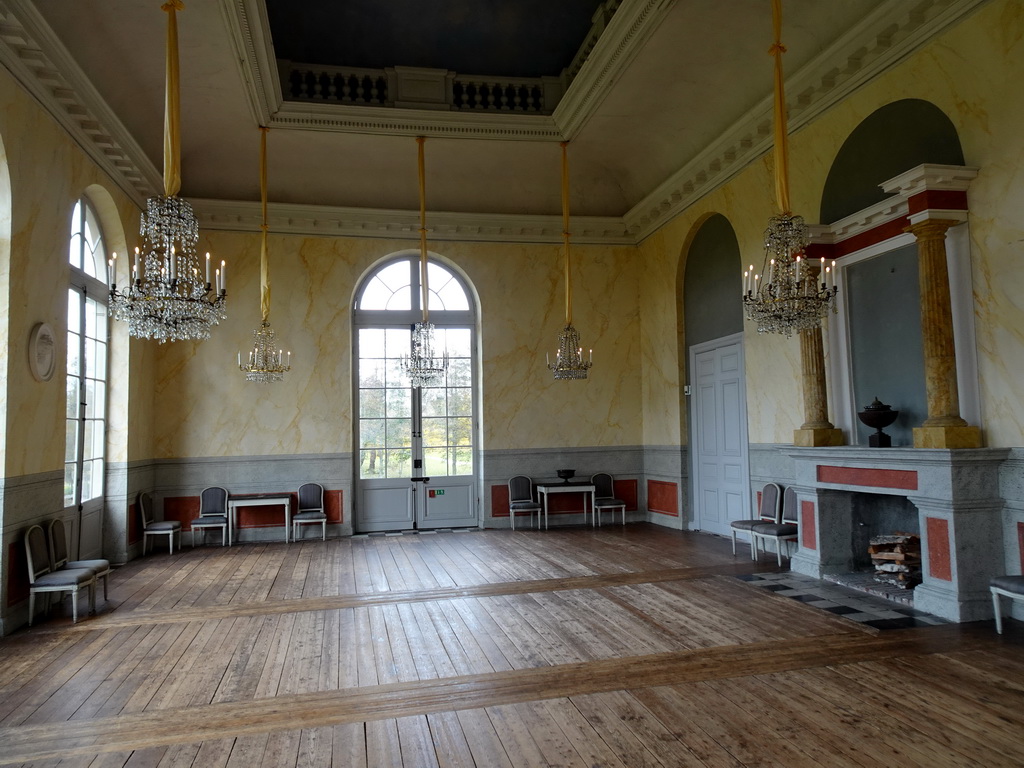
781 446 1009 622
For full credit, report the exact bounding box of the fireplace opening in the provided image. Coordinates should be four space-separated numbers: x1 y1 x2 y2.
824 492 922 606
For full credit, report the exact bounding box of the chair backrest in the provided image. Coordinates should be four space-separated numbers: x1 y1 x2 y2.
508 475 534 504
759 483 783 522
25 524 52 582
298 482 324 512
592 472 614 499
781 486 799 524
199 486 228 516
139 491 154 527
48 518 71 570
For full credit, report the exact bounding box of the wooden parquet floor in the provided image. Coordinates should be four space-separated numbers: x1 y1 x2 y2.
0 524 1021 767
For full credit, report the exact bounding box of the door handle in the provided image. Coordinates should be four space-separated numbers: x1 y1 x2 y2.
411 476 431 483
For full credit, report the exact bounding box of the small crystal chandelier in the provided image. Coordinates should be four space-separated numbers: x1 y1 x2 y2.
742 0 836 336
108 0 225 342
400 137 449 388
548 141 592 380
239 127 291 383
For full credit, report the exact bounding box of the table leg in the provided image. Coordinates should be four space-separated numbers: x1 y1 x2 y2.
285 503 291 543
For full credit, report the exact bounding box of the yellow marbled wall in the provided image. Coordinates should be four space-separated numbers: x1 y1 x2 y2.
638 0 1024 449
0 69 144 478
152 231 642 458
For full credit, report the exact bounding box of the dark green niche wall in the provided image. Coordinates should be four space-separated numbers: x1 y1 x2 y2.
846 245 927 447
683 214 743 349
820 99 964 224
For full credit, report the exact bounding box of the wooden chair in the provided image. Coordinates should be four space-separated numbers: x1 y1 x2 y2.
591 473 626 526
293 482 327 541
192 486 229 546
508 475 542 530
139 491 182 554
991 575 1024 634
48 517 111 602
24 524 95 625
752 486 799 566
730 483 782 558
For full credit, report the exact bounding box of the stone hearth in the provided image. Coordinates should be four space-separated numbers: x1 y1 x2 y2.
783 447 1008 622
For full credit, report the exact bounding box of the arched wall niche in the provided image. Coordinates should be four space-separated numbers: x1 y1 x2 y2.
682 213 743 351
820 98 965 224
821 99 967 445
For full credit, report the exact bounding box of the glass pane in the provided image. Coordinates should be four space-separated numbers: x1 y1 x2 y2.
385 387 411 418
68 231 83 270
67 331 80 377
359 328 386 357
360 419 385 449
67 291 80 335
91 341 107 378
359 389 385 419
81 458 93 500
447 357 472 387
87 418 104 459
386 418 411 448
84 380 98 419
424 447 448 477
427 263 469 311
422 417 447 448
85 298 106 341
64 463 76 507
359 357 386 388
84 337 98 378
448 387 472 417
421 387 447 418
360 448 386 478
384 328 410 358
386 449 412 478
65 419 79 463
449 417 473 446
358 261 412 310
445 328 472 358
83 420 95 461
83 459 104 502
385 356 407 389
66 377 79 419
83 202 105 279
452 446 473 476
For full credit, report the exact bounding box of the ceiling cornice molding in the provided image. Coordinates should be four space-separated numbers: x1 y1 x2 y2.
220 0 279 126
269 102 562 141
0 0 161 205
624 0 994 243
553 0 674 138
192 199 634 246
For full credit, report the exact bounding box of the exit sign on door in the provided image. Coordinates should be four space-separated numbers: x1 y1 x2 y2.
429 489 445 497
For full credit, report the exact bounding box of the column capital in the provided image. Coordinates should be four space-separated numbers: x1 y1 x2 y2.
906 218 959 241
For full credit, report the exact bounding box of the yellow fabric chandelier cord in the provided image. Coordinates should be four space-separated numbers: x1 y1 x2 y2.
560 141 573 326
770 0 791 215
161 0 184 197
259 126 271 323
417 136 430 323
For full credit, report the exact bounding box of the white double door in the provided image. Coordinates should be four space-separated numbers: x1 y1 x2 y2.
690 334 751 537
356 325 477 532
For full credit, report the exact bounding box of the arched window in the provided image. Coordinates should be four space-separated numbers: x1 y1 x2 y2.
352 254 477 532
65 197 109 558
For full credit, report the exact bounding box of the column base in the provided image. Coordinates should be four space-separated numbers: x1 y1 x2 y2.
912 425 982 449
793 428 845 447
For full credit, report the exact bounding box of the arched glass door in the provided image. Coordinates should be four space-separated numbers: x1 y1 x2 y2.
353 256 477 531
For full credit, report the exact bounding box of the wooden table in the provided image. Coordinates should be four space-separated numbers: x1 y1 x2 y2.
227 493 293 543
536 482 596 529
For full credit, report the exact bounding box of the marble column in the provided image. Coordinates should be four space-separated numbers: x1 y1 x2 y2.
909 219 981 448
793 326 844 447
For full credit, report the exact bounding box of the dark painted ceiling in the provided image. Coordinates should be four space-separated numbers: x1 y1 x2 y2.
264 0 604 78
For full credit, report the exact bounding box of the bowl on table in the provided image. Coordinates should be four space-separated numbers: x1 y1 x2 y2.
556 469 576 483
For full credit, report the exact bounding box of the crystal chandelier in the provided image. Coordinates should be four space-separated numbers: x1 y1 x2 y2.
548 141 592 380
239 127 291 383
108 0 225 342
742 214 837 336
400 137 449 388
741 0 836 336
